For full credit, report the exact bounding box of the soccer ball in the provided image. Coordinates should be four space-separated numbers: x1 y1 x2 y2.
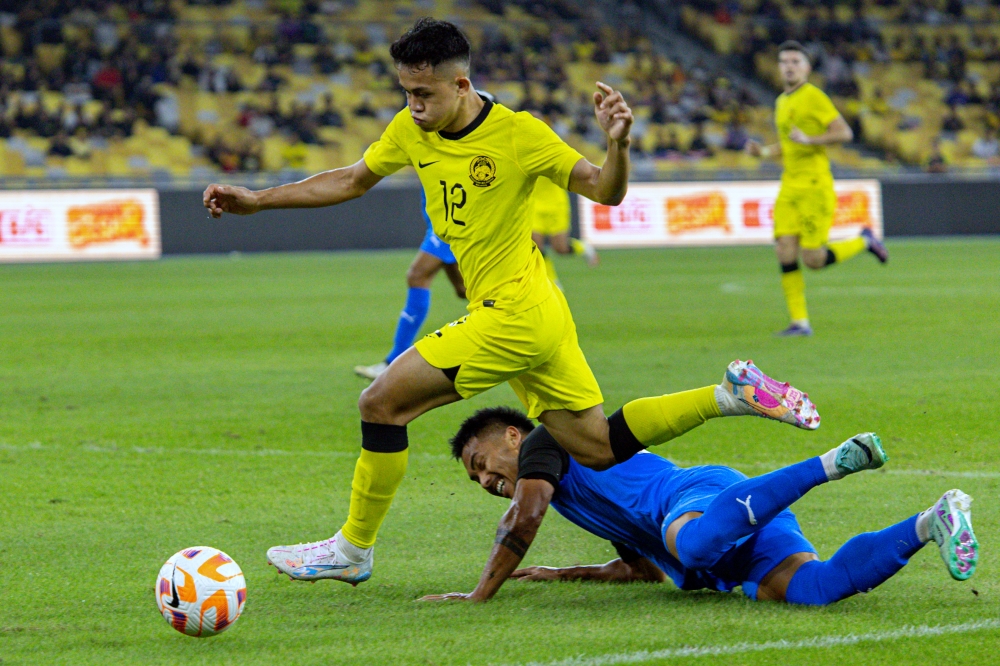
155 547 247 637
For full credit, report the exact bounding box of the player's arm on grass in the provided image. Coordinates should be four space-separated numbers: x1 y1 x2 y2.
512 555 666 584
567 82 633 206
203 159 383 218
419 478 554 603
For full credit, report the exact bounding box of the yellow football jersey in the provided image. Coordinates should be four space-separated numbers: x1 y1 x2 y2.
529 175 571 236
364 98 583 312
775 83 841 187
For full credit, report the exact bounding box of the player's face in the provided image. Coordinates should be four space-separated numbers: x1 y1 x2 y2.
778 50 810 87
398 62 468 132
461 427 522 499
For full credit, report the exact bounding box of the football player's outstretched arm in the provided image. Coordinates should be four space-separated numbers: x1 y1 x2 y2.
203 159 383 218
568 82 633 206
511 557 667 584
418 478 554 602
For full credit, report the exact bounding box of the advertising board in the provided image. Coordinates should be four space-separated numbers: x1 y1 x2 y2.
579 180 882 248
0 189 160 262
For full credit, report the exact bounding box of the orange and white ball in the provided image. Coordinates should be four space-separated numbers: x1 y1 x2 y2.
155 547 246 637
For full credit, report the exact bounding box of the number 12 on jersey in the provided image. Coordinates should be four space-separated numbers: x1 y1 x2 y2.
439 180 467 226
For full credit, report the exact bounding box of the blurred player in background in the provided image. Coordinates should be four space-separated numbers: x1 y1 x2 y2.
746 41 889 337
353 183 466 381
526 113 599 288
424 407 978 604
356 92 498 381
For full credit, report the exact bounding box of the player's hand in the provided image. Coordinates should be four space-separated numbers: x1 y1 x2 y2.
203 184 261 218
788 126 812 145
511 566 564 581
745 140 763 157
417 592 478 602
593 82 633 145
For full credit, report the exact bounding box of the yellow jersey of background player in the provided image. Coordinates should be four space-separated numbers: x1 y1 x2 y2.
746 40 889 337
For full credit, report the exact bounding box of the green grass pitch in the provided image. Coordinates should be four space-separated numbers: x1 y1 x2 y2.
1 239 998 665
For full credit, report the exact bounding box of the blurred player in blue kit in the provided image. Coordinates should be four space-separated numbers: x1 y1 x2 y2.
354 190 466 380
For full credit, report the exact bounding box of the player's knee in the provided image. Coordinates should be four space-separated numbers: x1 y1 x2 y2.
783 560 840 606
358 383 397 422
406 267 431 289
802 256 825 270
674 522 726 571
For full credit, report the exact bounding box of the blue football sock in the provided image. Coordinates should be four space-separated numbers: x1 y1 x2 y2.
385 287 431 364
674 458 828 570
785 514 925 606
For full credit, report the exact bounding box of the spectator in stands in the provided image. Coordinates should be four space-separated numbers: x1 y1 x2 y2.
869 88 889 116
653 128 682 159
354 94 377 118
945 83 970 107
941 104 965 133
972 128 999 160
724 121 748 151
926 138 948 173
688 122 712 157
48 132 73 158
318 93 344 128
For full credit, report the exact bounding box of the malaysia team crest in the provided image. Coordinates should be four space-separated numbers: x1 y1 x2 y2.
469 155 496 187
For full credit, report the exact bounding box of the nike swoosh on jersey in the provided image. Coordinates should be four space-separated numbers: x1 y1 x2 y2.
418 160 440 168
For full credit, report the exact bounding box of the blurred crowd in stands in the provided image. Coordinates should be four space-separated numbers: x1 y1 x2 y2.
5 0 998 178
679 0 1000 170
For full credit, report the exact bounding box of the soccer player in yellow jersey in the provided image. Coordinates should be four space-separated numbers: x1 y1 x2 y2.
746 41 888 337
203 19 820 586
530 174 599 288
526 113 599 286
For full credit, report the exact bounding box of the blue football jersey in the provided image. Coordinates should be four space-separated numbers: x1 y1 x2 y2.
549 452 745 591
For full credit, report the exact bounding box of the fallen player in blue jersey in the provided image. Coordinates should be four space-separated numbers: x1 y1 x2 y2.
421 407 979 605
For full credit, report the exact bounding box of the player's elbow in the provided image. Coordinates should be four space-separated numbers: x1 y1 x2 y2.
601 191 626 206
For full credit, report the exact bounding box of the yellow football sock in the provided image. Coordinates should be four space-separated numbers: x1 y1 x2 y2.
828 236 866 263
621 386 721 447
544 254 560 285
781 268 809 323
570 237 586 255
341 448 408 549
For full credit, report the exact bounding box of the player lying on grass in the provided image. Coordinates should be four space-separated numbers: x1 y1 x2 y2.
422 407 978 604
204 18 819 587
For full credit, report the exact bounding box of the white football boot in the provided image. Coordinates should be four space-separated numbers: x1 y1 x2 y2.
927 489 978 581
353 362 387 380
267 533 372 585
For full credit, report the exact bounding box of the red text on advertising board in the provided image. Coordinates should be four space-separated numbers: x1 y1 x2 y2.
592 198 652 233
0 207 53 244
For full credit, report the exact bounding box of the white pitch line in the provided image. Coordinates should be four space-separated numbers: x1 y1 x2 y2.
514 619 1000 666
3 443 999 476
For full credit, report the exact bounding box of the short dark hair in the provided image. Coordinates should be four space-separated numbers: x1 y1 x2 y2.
389 18 471 70
450 406 535 460
778 40 811 63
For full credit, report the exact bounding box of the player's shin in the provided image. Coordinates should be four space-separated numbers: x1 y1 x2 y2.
608 386 721 463
674 458 828 570
784 515 924 605
780 261 809 324
341 422 410 549
827 236 867 264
